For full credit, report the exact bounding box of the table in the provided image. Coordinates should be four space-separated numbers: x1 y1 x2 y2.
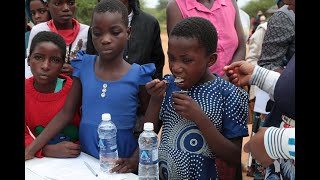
25 152 138 180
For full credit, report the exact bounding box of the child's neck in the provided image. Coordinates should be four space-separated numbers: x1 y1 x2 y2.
33 79 57 94
53 20 74 30
95 56 130 81
196 71 215 85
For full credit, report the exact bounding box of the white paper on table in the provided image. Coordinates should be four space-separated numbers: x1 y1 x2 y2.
26 152 129 180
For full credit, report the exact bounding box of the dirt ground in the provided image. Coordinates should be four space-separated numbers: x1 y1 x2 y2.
160 32 253 180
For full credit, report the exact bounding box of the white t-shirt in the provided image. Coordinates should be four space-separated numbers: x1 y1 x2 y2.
239 8 250 41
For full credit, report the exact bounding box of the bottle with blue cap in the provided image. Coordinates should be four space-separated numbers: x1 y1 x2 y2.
97 113 118 174
138 122 159 179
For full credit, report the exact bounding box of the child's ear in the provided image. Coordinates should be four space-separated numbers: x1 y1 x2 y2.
207 52 217 67
127 26 131 40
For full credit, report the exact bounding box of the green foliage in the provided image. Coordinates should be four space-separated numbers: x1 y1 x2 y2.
75 0 97 25
142 0 168 33
157 0 169 10
241 0 276 19
139 0 147 11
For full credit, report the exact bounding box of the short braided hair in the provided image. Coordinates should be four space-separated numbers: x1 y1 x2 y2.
170 17 218 55
94 0 129 27
29 31 66 60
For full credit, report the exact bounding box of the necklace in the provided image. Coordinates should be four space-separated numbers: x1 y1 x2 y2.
101 83 107 98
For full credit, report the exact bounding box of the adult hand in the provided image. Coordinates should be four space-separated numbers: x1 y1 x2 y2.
42 141 81 158
145 79 167 98
244 127 274 167
61 63 74 77
223 61 255 87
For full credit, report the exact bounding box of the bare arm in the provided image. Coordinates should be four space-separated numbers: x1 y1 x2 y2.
230 0 246 63
144 79 166 133
25 77 82 159
166 0 183 36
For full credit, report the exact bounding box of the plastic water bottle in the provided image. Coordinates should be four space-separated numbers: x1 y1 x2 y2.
138 122 159 180
97 113 118 174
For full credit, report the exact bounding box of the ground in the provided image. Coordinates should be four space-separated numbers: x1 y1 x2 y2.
160 32 254 180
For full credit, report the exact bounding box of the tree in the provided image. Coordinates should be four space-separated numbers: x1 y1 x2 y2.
157 0 168 10
75 0 97 25
242 0 275 19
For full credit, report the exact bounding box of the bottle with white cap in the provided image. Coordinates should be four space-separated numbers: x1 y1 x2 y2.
97 113 118 174
138 122 159 179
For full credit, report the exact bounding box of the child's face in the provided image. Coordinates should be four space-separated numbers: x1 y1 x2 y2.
91 12 129 60
29 41 64 85
48 0 76 24
168 36 214 89
30 0 50 25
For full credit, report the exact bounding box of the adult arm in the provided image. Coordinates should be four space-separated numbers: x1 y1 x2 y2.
25 77 82 159
250 65 280 101
230 0 246 63
264 127 295 160
244 127 295 167
224 61 280 101
166 0 183 36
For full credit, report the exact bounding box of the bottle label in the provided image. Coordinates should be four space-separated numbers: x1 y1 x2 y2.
99 137 117 153
139 149 158 165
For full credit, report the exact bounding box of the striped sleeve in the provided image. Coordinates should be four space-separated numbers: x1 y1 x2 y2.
264 127 295 160
249 65 280 101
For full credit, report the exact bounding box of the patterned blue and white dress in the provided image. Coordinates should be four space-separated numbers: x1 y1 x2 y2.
158 74 249 180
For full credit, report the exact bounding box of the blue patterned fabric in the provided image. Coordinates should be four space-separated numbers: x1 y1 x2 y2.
158 74 249 179
71 51 155 159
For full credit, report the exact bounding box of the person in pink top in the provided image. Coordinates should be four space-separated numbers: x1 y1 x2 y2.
167 0 246 79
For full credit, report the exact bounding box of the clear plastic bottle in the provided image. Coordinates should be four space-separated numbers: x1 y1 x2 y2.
97 113 118 174
138 122 159 180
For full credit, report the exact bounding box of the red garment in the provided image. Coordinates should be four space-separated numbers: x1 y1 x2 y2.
216 158 237 180
47 19 80 46
25 74 80 158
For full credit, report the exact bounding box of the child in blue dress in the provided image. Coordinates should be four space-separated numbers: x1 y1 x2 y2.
145 17 249 179
25 0 155 174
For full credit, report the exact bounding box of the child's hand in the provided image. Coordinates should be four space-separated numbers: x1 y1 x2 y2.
145 79 167 97
61 63 74 76
42 141 81 158
110 156 138 173
172 93 206 122
25 147 35 160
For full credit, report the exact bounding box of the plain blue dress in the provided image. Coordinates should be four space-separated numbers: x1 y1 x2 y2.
71 51 155 159
158 74 249 180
